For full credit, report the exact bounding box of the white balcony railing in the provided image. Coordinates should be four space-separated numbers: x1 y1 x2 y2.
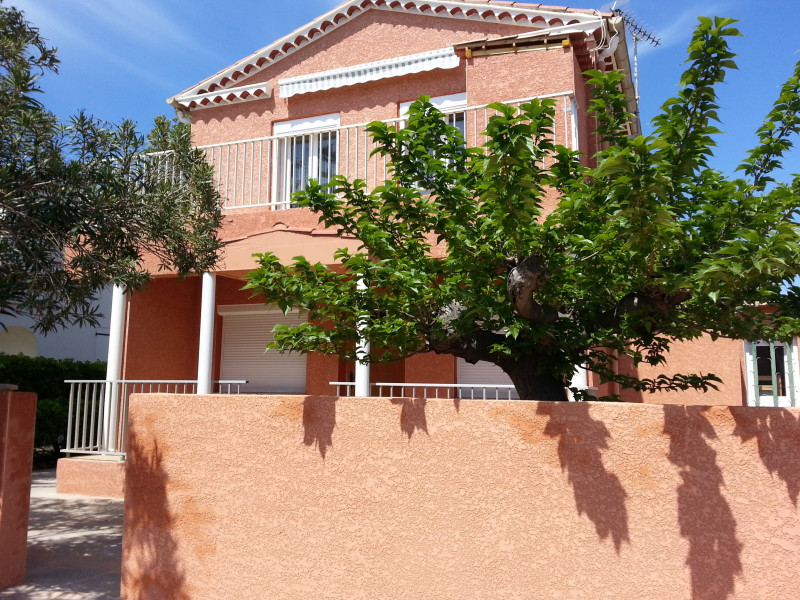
63 379 246 456
198 93 578 211
330 381 596 401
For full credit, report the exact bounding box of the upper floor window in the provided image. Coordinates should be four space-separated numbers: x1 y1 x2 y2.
273 113 340 208
400 93 467 138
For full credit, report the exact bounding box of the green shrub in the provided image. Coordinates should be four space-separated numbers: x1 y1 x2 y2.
0 353 106 462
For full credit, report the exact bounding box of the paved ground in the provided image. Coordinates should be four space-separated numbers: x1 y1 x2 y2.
0 470 123 600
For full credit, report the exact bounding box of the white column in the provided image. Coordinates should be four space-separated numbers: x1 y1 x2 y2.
103 284 127 451
354 278 371 396
569 95 580 152
197 272 217 395
569 364 589 402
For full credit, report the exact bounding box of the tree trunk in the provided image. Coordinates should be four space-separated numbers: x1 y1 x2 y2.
501 357 568 402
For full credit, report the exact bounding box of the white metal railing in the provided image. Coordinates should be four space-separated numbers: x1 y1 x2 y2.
63 379 246 456
199 93 578 210
330 381 596 401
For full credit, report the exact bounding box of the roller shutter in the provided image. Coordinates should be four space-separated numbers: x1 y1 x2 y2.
456 358 519 399
220 310 307 393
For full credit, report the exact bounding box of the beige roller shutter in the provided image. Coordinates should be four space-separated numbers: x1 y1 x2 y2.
456 358 519 399
220 309 307 393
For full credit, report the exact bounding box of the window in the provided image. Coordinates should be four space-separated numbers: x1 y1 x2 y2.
400 93 467 138
273 113 339 208
399 93 467 190
745 340 800 407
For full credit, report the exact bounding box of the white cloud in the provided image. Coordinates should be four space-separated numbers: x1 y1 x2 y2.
72 0 211 57
10 0 212 94
13 0 216 63
622 1 729 57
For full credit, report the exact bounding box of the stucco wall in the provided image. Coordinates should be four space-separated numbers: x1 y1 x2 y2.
190 10 539 146
0 391 36 590
122 394 800 599
124 277 202 380
617 336 747 406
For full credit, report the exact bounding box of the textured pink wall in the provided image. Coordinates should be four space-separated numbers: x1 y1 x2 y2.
124 277 202 380
56 457 125 499
122 394 800 599
405 352 456 383
619 336 747 406
191 10 532 145
0 391 36 590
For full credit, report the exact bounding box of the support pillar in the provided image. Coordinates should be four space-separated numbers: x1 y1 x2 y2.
570 364 589 401
197 272 217 395
354 279 370 396
104 284 127 451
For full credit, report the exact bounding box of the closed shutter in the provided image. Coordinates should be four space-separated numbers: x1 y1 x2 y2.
220 311 307 393
456 358 519 399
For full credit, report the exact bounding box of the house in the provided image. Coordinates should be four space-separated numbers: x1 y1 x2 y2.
0 287 111 362
119 0 637 399
56 1 798 495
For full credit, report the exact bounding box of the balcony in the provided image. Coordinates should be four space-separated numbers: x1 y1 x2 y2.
198 93 578 211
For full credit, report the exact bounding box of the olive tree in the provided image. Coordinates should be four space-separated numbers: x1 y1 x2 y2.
0 2 223 332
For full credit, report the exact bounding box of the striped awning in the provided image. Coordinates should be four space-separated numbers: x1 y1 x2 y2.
278 47 460 98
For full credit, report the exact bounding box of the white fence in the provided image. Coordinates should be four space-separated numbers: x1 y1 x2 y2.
63 379 246 456
330 381 596 401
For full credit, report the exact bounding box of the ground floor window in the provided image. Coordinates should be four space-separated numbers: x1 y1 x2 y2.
219 306 308 394
745 340 799 407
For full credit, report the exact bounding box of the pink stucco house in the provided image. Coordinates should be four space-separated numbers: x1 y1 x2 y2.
57 1 798 492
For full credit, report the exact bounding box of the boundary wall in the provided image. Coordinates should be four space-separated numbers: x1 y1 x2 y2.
122 394 800 599
0 391 36 590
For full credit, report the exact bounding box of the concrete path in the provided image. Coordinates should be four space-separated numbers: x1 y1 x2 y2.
0 470 123 600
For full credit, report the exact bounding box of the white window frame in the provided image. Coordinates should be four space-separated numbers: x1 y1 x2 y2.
744 339 800 407
400 93 467 135
272 113 340 209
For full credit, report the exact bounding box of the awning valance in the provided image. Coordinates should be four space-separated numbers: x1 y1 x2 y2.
278 47 460 98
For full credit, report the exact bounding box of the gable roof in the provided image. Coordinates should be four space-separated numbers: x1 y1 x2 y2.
170 0 609 110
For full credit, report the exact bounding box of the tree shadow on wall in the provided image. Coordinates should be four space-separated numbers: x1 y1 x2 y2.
303 396 337 458
663 405 742 600
536 402 629 552
122 428 190 600
390 397 429 439
730 407 800 506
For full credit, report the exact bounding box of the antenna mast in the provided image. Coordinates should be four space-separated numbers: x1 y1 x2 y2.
613 8 661 109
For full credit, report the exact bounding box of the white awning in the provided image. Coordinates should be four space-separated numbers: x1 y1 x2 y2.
278 47 460 98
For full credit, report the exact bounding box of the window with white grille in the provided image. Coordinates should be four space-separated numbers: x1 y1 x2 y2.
273 113 339 208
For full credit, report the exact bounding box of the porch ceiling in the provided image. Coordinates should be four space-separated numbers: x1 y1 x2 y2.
217 228 363 275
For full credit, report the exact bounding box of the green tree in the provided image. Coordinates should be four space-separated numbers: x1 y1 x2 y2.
246 18 800 401
0 2 223 332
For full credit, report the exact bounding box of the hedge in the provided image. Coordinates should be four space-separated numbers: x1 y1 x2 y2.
0 353 106 458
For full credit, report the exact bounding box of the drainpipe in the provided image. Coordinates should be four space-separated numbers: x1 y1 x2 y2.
104 284 127 452
197 272 217 394
354 278 371 396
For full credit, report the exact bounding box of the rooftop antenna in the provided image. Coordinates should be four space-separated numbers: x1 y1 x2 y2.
612 7 661 111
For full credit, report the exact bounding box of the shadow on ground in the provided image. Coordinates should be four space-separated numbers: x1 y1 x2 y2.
0 470 123 600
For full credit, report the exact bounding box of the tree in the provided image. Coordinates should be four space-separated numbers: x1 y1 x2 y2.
246 18 800 401
0 2 223 333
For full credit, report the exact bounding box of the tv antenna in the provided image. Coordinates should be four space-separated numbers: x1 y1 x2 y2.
611 5 661 113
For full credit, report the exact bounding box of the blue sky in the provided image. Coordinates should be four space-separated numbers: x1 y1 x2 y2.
11 0 800 177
